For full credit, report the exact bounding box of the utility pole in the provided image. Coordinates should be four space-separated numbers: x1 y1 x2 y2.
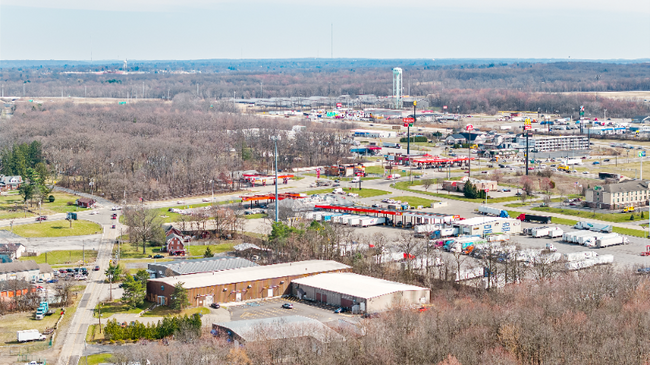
272 136 279 222
524 118 530 176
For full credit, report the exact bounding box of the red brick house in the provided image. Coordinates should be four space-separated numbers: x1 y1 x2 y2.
76 198 96 208
166 234 186 256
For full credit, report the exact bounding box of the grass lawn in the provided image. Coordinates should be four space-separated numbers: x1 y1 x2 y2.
19 249 98 265
187 242 236 257
531 206 648 223
504 202 531 208
245 213 267 219
84 353 112 365
392 181 520 203
0 192 89 220
3 219 102 238
94 301 146 318
613 226 648 238
303 188 390 198
390 196 438 207
113 242 163 259
303 173 381 181
364 166 385 175
146 200 242 224
141 305 209 317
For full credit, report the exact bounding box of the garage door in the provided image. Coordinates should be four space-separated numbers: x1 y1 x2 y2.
316 293 321 302
341 298 353 308
322 294 327 303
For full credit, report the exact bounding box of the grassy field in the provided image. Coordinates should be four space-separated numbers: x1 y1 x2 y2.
113 242 162 259
145 200 242 224
186 242 236 256
19 249 98 265
364 166 385 175
303 188 390 198
0 285 85 346
0 191 88 220
245 213 267 219
3 219 102 238
141 304 209 317
84 353 112 365
303 173 381 181
94 301 146 318
390 196 438 207
531 206 648 223
613 226 648 238
392 181 521 203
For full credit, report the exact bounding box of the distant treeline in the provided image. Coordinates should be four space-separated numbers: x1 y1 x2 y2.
1 62 648 108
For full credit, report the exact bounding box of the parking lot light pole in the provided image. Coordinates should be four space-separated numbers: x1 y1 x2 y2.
271 136 279 222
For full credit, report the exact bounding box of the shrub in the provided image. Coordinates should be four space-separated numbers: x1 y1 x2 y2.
48 195 55 202
400 136 427 143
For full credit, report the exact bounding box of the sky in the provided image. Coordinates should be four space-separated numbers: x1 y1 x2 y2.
1 0 649 61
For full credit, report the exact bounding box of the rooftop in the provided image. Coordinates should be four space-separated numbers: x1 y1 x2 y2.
600 180 649 193
150 260 350 289
148 256 257 276
0 260 39 274
454 217 514 226
213 315 343 343
291 272 428 299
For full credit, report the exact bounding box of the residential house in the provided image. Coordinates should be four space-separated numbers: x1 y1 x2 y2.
76 198 96 208
0 175 23 190
585 180 650 210
165 233 187 256
0 243 26 262
445 134 467 145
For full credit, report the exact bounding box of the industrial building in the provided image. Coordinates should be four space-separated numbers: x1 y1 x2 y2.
146 260 351 307
0 261 53 281
212 315 343 346
453 217 522 237
147 256 258 278
291 272 430 313
515 135 589 152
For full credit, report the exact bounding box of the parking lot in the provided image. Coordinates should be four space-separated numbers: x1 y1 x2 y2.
229 297 350 323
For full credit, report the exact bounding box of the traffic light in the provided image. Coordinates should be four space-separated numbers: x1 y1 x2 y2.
404 123 408 127
409 123 413 127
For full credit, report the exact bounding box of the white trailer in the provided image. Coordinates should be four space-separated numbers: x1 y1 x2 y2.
576 233 602 247
531 226 562 238
563 251 597 262
333 214 352 224
414 224 442 233
477 205 509 218
17 330 46 343
593 254 614 265
574 221 613 233
486 234 510 242
359 217 386 227
347 216 364 226
548 228 564 238
563 231 596 244
596 235 628 248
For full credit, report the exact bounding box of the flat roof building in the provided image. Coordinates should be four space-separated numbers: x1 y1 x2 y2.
291 272 430 313
146 260 351 307
453 217 522 237
515 135 589 152
148 256 258 278
212 315 343 346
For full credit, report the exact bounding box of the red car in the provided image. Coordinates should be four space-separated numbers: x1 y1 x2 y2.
36 216 47 222
111 214 118 219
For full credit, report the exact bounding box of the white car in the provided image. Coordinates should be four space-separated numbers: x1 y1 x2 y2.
111 206 122 211
177 200 186 204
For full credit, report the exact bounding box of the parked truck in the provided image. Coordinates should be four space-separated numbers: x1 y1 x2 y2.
382 142 401 149
430 227 458 239
444 236 486 254
574 221 613 233
563 251 597 262
596 235 629 248
478 205 509 218
17 330 46 343
360 217 386 227
563 231 597 244
516 214 552 224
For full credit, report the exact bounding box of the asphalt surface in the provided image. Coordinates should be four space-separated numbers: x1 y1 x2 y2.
228 297 350 323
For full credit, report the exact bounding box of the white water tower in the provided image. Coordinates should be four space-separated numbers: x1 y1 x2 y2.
392 67 403 109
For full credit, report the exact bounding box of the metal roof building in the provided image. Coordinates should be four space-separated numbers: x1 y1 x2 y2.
453 217 522 236
292 273 430 313
212 315 344 345
146 260 351 307
147 256 258 278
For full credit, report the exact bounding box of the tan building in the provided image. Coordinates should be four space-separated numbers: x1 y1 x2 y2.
442 178 497 192
146 260 351 307
291 272 430 313
585 180 650 210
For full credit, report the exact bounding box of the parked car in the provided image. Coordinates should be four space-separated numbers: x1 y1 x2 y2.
35 216 47 222
47 279 58 284
111 214 118 219
334 307 349 313
59 269 67 273
281 303 294 309
592 161 600 165
111 225 116 229
604 159 610 162
210 303 221 309
93 265 100 271
153 254 164 259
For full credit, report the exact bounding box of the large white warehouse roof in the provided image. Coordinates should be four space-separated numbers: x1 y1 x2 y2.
292 272 428 299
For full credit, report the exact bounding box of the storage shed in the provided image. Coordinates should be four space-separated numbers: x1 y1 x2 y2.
146 260 351 307
291 272 430 313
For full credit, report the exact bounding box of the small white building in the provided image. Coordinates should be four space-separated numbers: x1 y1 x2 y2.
292 272 430 313
453 217 522 237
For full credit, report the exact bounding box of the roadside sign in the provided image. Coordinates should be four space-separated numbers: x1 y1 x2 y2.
466 124 474 131
336 103 342 108
484 189 489 193
640 151 646 157
403 117 414 123
443 105 447 109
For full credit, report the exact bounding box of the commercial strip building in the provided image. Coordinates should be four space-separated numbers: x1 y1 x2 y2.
585 180 650 210
146 260 351 307
453 217 522 237
147 256 258 278
442 178 497 192
515 135 589 152
0 261 53 281
292 272 430 313
212 315 343 346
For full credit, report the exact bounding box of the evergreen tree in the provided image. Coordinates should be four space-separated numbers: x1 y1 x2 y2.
203 246 213 258
120 275 145 309
170 282 190 310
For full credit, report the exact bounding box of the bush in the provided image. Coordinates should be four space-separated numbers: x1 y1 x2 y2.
400 136 427 143
48 195 55 202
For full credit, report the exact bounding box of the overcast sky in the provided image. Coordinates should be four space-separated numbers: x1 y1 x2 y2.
1 0 649 60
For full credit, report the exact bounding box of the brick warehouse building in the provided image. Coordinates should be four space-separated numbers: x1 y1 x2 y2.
146 260 351 307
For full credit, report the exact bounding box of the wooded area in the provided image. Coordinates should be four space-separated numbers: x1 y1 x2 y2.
0 100 351 201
